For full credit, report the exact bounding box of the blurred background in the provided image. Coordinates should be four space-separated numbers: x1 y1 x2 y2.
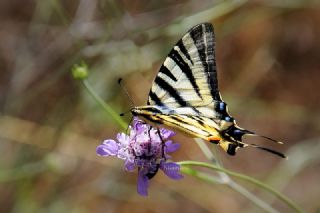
1 0 320 212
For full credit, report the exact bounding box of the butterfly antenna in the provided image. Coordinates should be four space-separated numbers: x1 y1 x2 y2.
118 78 135 107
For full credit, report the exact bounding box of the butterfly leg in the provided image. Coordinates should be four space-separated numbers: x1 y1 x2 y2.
156 128 166 160
143 126 161 179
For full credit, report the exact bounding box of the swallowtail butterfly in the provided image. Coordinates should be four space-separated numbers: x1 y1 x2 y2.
131 23 286 158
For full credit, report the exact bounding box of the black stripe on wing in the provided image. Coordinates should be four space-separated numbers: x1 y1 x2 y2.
189 23 221 102
158 65 177 82
154 77 188 107
148 91 164 106
168 49 202 99
177 40 193 65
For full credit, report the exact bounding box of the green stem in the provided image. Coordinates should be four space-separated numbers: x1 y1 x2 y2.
227 181 279 213
193 139 278 212
81 79 127 130
178 161 302 213
180 166 223 185
185 166 279 213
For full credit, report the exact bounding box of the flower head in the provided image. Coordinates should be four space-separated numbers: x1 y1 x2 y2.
96 117 183 196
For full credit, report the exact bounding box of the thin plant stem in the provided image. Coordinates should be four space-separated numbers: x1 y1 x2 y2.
182 166 279 213
81 79 127 130
180 166 223 184
194 139 283 212
187 140 278 212
194 138 229 181
178 161 302 213
194 138 217 163
227 181 279 213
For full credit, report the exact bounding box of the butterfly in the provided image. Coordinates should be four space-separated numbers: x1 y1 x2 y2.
131 23 286 158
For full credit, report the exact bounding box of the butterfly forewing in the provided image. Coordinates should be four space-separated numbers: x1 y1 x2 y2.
148 23 223 115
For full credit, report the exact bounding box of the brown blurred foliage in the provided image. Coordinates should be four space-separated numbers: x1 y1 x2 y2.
0 0 320 212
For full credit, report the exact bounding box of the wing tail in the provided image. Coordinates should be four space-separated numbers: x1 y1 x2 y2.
245 133 284 144
242 142 287 159
218 137 287 158
227 126 284 145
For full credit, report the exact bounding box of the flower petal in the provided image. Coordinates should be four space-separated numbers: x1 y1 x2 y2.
160 128 176 140
132 117 146 134
165 140 180 153
117 150 130 160
160 162 183 180
96 140 119 156
124 159 135 171
137 170 149 196
117 133 129 146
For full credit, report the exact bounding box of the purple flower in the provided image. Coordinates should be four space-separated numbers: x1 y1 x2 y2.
96 117 183 196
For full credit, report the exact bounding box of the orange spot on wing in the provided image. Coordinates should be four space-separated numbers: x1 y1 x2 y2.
208 136 221 143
